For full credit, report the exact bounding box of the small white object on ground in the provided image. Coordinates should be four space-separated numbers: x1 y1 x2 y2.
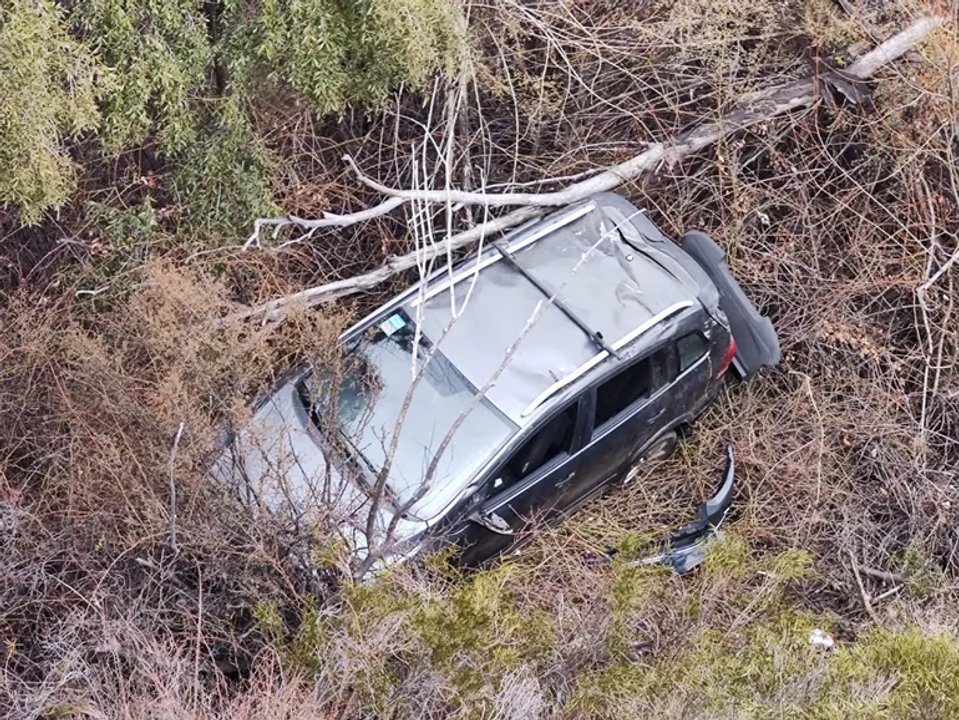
809 628 835 650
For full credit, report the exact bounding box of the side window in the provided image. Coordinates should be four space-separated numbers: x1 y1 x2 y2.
676 332 708 372
502 403 577 481
593 349 671 429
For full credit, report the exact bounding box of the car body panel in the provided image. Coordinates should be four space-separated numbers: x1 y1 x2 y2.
211 372 427 557
450 310 730 566
408 197 695 424
451 395 591 565
624 444 736 573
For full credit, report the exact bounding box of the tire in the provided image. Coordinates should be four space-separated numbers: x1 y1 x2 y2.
622 430 678 486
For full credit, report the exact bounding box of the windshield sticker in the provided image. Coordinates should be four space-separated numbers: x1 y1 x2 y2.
379 313 407 336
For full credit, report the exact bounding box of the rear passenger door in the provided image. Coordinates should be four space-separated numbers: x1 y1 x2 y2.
454 399 586 565
671 330 713 419
557 346 675 513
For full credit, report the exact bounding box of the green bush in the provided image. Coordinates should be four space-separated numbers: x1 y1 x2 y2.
412 564 553 701
824 627 959 719
222 0 465 116
0 0 465 228
0 0 100 223
572 609 959 719
253 565 553 714
72 0 212 155
570 538 958 719
169 99 278 240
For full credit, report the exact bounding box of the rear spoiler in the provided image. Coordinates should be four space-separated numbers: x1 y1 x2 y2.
681 231 781 379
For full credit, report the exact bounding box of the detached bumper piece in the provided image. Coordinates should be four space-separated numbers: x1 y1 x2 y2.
681 231 781 379
626 444 736 574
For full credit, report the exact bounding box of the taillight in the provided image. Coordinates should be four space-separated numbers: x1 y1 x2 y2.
718 337 737 377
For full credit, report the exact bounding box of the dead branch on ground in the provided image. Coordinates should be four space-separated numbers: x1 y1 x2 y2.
230 16 941 326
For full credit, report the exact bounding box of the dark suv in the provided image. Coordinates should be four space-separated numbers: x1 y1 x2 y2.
216 193 780 573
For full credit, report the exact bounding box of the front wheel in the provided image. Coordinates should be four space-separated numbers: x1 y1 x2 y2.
622 431 678 486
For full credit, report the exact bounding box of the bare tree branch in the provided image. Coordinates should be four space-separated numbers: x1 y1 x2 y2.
228 16 943 325
219 204 545 325
845 15 941 77
169 421 185 552
244 197 406 249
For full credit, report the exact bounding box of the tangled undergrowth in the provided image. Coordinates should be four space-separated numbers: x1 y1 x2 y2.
2 1 958 718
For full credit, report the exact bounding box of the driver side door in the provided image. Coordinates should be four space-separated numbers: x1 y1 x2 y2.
453 398 587 566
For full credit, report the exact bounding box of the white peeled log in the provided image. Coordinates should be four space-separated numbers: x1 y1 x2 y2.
227 16 942 325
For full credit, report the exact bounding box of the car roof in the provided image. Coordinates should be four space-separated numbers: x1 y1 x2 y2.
402 194 701 425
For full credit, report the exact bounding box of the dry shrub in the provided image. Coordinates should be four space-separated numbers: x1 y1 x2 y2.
627 9 959 584
6 265 239 528
1 622 328 720
1 259 351 522
0 261 351 718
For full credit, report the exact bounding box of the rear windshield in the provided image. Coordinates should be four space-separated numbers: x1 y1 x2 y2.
305 310 516 517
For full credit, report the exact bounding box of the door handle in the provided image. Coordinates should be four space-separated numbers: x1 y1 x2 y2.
555 470 576 489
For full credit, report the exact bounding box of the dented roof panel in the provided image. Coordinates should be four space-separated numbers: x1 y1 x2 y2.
408 197 693 424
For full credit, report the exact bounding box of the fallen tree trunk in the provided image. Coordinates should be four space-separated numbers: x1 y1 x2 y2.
226 16 941 325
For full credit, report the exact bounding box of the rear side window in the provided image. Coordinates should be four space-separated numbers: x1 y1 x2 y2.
676 332 708 372
593 349 669 428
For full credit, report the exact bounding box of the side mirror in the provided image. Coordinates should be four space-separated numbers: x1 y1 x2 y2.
468 509 514 535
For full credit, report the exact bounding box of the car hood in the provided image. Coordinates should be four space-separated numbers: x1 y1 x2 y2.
211 373 427 561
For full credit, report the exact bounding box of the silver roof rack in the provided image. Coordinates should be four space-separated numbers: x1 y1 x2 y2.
410 202 596 308
520 300 695 417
